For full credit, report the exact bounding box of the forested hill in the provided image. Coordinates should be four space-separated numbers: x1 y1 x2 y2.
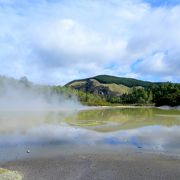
90 75 155 87
66 75 180 106
66 75 165 88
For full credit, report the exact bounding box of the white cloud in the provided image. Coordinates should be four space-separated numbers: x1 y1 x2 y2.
0 0 179 84
135 50 180 77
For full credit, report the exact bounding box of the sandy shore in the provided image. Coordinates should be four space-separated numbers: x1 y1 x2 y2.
1 152 180 180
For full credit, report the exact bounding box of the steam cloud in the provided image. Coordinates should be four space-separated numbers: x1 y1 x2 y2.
0 76 82 111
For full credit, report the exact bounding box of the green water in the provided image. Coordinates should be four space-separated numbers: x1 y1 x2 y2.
66 107 180 132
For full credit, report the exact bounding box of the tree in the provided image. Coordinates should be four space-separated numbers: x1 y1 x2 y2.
19 76 30 87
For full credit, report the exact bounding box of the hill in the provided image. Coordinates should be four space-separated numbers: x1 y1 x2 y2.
65 75 159 98
66 75 159 88
67 78 130 97
66 75 180 106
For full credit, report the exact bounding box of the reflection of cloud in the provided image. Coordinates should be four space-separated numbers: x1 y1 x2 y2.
0 125 102 146
126 126 180 151
0 123 180 155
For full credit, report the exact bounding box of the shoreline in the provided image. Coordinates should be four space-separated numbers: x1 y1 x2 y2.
84 105 180 110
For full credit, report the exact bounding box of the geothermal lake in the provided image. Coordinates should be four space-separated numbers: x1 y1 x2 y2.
0 107 180 161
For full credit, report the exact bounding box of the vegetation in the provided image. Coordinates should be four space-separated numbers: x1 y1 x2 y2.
53 86 109 106
93 75 154 87
150 83 180 106
0 75 179 107
67 75 180 107
67 74 159 88
105 83 180 106
120 87 153 105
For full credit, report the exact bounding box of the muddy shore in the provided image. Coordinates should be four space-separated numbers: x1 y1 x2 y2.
1 152 180 180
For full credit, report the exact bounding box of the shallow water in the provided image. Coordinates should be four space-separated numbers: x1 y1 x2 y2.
0 107 180 161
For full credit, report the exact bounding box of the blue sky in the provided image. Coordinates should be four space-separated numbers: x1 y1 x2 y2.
145 0 180 7
0 0 180 84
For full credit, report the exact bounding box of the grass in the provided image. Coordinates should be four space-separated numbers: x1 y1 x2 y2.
68 79 130 95
103 83 129 94
68 81 86 87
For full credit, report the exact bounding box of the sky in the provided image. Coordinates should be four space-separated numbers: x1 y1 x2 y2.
0 0 180 85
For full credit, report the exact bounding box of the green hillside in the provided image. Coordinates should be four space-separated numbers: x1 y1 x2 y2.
66 75 157 88
93 75 154 87
68 79 130 95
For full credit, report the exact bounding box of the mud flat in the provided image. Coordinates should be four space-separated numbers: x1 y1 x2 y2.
1 152 180 180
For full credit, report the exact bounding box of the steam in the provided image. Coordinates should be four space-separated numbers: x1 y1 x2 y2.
0 76 82 111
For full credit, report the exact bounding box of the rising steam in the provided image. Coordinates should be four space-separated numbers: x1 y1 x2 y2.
0 76 82 111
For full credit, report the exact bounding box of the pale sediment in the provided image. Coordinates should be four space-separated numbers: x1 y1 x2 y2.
0 168 22 180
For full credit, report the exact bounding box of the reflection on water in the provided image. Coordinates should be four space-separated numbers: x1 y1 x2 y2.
66 108 180 131
0 108 180 161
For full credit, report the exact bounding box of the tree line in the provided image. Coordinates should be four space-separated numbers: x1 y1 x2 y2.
106 83 180 106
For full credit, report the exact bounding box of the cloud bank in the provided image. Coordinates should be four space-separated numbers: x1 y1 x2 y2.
0 0 180 84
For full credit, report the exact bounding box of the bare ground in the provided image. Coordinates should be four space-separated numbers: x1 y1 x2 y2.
1 152 180 180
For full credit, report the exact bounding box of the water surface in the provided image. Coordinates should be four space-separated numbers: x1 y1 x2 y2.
0 107 180 161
